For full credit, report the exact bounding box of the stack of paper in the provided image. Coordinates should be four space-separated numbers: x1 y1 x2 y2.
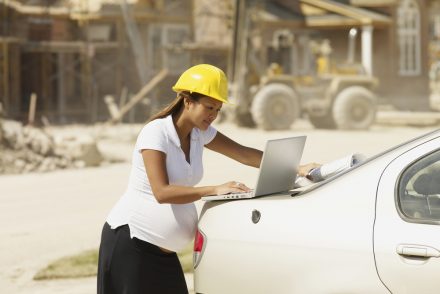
295 153 366 188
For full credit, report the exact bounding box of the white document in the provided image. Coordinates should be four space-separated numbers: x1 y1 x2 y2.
294 153 366 188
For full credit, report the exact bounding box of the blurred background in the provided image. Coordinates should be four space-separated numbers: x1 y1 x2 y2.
1 0 440 128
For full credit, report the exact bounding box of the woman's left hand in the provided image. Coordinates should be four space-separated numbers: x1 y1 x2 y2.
298 162 321 177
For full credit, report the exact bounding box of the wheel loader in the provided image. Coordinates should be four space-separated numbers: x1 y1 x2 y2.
229 0 378 130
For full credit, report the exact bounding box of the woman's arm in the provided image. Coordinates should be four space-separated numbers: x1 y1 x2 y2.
142 149 250 204
205 132 263 168
206 132 320 176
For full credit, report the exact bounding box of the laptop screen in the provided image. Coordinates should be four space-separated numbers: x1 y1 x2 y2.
253 136 306 196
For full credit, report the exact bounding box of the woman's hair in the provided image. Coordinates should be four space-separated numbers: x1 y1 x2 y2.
148 92 204 122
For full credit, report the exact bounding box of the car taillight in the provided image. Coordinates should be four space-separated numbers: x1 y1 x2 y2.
193 228 206 269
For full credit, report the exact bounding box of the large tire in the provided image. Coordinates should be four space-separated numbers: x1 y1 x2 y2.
332 86 377 130
308 112 336 129
251 83 300 130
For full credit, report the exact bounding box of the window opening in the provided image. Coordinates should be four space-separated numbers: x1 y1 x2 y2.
397 0 421 76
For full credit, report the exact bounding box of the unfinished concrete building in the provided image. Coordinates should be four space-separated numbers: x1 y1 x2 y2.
0 0 195 124
3 0 440 125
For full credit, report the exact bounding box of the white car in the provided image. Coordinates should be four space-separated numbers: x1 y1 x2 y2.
193 129 440 294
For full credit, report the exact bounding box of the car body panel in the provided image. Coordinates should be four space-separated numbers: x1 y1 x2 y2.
374 136 440 294
195 129 440 294
196 164 387 293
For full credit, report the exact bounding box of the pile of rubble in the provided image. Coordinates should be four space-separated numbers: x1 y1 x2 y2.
0 118 103 174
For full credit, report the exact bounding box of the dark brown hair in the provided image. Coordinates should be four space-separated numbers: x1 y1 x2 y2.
148 92 204 122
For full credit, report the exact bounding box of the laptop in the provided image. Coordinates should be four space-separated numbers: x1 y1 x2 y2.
201 136 306 201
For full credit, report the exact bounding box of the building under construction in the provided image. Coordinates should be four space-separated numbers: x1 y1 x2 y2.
0 0 232 124
2 0 440 126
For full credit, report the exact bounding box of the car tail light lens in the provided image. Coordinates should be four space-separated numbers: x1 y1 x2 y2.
193 228 206 269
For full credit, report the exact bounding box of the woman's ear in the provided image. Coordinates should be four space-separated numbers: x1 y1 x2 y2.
183 96 190 109
183 95 194 110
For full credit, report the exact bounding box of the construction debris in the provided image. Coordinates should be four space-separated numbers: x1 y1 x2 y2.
107 68 168 124
0 118 103 174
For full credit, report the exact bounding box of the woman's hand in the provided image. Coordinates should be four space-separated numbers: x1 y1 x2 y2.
215 181 251 195
298 162 321 177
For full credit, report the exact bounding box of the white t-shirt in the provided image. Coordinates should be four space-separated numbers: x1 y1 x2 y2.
106 115 217 252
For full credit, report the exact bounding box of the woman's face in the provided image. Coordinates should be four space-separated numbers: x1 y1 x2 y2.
188 96 223 130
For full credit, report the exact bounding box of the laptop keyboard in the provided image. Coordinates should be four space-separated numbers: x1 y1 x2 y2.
222 189 255 199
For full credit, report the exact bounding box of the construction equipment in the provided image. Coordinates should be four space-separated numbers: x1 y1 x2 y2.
229 0 378 130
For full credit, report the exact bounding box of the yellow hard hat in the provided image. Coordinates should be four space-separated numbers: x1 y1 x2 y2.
172 64 229 104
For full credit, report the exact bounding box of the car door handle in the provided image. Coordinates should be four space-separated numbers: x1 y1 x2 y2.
396 244 440 258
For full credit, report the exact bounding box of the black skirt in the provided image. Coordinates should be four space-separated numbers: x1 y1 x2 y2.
97 222 188 294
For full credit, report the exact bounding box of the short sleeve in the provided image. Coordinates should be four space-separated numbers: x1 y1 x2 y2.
200 125 217 145
136 120 167 153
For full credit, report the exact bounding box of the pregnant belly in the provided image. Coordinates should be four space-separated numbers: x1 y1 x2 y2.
130 201 198 252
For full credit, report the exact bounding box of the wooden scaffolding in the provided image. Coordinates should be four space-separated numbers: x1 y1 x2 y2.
0 0 193 123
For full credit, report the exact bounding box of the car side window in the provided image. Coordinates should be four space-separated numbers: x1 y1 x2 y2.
398 149 440 222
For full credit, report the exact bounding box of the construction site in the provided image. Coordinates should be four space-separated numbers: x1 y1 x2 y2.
1 1 440 293
1 0 440 175
0 0 231 173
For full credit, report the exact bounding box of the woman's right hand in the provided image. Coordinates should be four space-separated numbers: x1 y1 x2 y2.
215 181 251 195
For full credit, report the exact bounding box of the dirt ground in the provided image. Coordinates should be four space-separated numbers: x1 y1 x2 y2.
0 119 437 294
